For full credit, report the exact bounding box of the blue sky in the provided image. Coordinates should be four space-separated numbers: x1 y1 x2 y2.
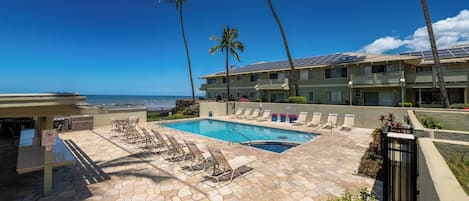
0 0 467 96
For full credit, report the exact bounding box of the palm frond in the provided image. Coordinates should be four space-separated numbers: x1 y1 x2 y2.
232 41 244 52
209 45 223 54
230 49 240 62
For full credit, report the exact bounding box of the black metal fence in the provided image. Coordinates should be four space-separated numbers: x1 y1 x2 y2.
382 126 418 201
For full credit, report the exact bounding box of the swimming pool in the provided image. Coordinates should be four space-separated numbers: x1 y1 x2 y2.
162 119 317 152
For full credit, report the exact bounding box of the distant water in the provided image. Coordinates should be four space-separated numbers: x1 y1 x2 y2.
85 95 193 111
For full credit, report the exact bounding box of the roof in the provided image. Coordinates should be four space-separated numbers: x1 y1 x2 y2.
200 52 421 78
400 46 469 61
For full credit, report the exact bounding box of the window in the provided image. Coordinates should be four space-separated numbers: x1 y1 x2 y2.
207 92 216 99
250 92 256 97
416 66 433 72
222 77 227 83
373 64 393 73
237 76 241 81
236 92 240 97
325 68 347 78
300 70 311 80
308 92 314 102
331 91 342 103
269 73 278 80
250 74 259 82
222 93 227 98
355 89 362 97
308 70 314 80
207 78 216 85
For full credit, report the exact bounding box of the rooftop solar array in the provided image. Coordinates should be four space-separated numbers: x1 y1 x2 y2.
214 53 366 75
400 47 469 60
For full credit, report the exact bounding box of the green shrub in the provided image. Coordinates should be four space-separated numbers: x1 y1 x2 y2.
285 96 307 104
450 103 469 109
253 97 263 102
398 102 413 107
326 188 377 201
417 114 444 129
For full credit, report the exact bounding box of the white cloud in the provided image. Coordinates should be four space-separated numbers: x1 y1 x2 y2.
360 9 469 54
360 36 407 54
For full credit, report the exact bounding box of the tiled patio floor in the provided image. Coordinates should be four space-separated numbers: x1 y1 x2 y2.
2 117 380 201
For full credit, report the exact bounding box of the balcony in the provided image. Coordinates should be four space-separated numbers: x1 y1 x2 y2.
351 72 403 87
406 71 468 84
199 84 207 91
255 78 289 91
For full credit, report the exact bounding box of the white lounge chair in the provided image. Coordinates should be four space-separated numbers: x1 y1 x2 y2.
231 108 244 119
246 109 260 120
292 112 308 126
307 112 322 127
323 113 338 129
340 114 355 131
257 110 271 121
205 147 256 182
238 108 252 119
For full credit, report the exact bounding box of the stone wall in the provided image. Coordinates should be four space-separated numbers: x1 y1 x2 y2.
92 108 147 127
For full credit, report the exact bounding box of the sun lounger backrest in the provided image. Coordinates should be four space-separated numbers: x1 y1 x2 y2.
235 108 244 115
167 135 183 154
251 109 260 117
344 114 355 126
185 140 204 159
298 112 308 122
207 147 231 171
243 108 252 116
151 129 170 148
327 113 338 124
312 112 321 123
262 110 271 118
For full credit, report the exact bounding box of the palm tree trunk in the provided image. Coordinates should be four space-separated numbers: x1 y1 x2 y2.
225 49 231 101
178 5 196 104
267 0 299 96
420 0 450 108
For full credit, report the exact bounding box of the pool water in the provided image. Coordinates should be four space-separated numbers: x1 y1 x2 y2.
243 141 299 153
162 119 316 147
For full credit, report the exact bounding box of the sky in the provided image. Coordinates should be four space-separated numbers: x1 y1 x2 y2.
0 0 467 96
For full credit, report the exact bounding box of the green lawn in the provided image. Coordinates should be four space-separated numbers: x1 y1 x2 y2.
415 111 469 132
434 142 469 195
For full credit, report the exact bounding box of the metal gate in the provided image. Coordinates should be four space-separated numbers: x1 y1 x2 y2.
382 126 418 201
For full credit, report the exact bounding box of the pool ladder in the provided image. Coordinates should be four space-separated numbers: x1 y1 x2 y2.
228 129 252 145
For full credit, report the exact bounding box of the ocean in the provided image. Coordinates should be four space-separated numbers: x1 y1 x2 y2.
85 95 193 111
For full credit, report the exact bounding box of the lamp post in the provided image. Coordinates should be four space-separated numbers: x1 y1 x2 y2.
348 80 353 106
400 77 406 108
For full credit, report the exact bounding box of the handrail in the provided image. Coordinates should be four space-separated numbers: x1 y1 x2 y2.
228 128 252 145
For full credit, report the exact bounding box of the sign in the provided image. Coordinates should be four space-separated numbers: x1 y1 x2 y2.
41 129 57 147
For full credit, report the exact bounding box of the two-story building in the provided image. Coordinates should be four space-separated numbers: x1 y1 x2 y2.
200 46 469 107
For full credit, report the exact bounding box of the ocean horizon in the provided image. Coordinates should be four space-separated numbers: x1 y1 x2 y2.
85 95 195 111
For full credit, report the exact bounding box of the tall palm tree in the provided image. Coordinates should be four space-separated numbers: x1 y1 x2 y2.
420 0 450 108
160 0 196 103
209 26 245 101
267 0 299 96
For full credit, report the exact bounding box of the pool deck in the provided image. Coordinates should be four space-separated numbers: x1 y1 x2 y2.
3 117 379 201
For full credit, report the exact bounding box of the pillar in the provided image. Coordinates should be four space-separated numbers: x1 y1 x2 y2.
43 116 54 196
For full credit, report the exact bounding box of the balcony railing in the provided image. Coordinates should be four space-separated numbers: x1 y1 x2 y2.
199 84 207 91
352 72 403 86
255 78 289 91
406 71 468 84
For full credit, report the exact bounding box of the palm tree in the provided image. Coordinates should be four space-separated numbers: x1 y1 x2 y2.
267 0 299 96
209 26 245 101
420 0 450 108
160 0 196 104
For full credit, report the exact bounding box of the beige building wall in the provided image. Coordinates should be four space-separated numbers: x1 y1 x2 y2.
199 102 228 117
